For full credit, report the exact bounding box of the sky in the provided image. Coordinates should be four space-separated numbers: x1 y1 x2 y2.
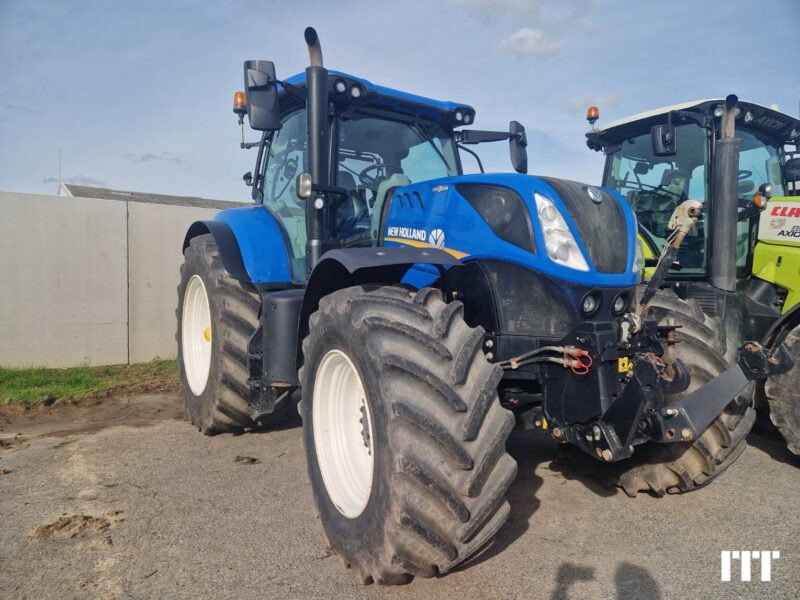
1 0 798 202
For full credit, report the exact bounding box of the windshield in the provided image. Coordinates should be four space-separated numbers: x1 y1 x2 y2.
606 123 709 273
334 111 459 247
738 128 785 197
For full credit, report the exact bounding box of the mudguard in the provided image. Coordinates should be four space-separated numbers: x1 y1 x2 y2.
182 206 293 285
762 301 800 348
297 246 462 365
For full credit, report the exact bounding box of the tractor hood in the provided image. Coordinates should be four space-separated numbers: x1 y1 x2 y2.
382 173 640 288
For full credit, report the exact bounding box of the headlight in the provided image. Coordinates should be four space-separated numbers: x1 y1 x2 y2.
633 238 645 274
581 292 600 316
534 192 589 272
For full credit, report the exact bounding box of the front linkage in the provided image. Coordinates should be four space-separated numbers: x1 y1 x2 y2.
520 313 793 463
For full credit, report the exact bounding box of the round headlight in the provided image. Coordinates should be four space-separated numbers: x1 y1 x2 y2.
612 293 628 315
349 85 362 98
455 110 464 122
581 293 600 316
464 113 472 124
334 79 347 93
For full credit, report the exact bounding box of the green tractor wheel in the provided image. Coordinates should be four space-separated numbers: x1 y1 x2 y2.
764 326 800 456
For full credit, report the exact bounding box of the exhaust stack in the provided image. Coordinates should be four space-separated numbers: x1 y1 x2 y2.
303 27 330 271
710 94 740 292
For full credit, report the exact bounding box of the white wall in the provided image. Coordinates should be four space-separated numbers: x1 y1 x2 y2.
0 191 221 367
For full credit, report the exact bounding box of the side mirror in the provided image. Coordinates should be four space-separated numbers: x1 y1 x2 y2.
651 124 677 156
509 121 528 174
243 60 281 131
243 171 253 187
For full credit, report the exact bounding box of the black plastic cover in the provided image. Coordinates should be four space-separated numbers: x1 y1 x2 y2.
456 184 535 253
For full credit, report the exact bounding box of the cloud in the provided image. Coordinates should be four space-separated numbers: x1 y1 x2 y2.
499 28 563 56
561 94 624 113
126 151 182 164
5 104 39 114
42 174 106 187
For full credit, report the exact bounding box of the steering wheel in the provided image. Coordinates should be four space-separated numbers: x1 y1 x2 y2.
358 163 389 187
738 169 753 180
631 181 684 199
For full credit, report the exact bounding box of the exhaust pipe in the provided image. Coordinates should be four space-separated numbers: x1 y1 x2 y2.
710 94 740 292
304 27 330 270
304 27 323 67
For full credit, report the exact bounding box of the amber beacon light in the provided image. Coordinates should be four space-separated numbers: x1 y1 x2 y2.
233 91 247 116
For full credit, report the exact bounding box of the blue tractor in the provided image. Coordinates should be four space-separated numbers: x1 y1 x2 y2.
177 29 790 584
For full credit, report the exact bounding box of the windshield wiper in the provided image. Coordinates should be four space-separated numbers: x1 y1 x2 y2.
409 123 453 173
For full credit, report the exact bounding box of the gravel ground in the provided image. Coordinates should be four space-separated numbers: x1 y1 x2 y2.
1 394 798 599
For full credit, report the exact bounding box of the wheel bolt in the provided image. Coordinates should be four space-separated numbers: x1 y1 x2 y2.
681 428 692 440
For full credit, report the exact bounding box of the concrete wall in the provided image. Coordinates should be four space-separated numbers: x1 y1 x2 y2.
0 191 220 367
127 202 217 363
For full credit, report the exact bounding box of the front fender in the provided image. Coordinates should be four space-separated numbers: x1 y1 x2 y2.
297 246 462 366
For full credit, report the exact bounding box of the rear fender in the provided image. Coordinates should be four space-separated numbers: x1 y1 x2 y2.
182 206 293 285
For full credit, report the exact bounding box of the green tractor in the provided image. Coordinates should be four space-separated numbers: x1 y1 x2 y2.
586 96 800 456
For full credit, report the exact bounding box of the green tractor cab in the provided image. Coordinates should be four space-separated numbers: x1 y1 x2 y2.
587 97 800 455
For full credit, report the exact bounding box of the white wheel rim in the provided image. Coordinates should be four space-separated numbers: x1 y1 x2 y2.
313 349 375 518
182 274 213 396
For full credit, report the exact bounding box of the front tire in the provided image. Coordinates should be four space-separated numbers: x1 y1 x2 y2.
300 286 517 584
764 325 800 456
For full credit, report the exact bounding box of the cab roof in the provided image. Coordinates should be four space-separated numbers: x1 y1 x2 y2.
280 70 476 129
586 98 800 150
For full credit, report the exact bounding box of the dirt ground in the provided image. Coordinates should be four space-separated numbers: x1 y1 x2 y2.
1 393 798 599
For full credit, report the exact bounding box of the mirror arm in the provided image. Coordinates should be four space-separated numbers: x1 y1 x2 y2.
278 79 307 102
457 144 484 173
455 130 511 145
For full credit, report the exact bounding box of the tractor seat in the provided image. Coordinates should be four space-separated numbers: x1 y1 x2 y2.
334 170 359 227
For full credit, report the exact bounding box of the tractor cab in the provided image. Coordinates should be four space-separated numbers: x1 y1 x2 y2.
587 100 800 284
234 60 526 282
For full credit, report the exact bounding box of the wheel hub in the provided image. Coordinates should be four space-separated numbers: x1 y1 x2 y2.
181 275 212 396
313 349 375 518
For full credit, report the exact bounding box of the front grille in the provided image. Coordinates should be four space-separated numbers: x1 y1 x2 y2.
539 177 628 274
480 260 576 337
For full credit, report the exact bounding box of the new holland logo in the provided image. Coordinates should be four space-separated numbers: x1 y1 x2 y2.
428 228 446 248
432 185 449 193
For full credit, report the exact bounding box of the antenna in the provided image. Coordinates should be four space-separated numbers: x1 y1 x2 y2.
58 148 62 194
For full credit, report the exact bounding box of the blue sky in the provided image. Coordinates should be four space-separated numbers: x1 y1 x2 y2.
1 0 798 201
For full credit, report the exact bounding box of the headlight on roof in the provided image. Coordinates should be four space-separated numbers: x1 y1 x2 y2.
534 192 590 272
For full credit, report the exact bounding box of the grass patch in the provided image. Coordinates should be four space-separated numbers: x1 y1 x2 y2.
0 360 179 407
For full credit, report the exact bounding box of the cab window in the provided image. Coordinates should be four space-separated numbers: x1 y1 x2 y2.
260 109 308 279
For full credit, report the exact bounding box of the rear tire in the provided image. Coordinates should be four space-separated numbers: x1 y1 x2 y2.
566 289 755 496
764 326 800 456
177 234 291 434
300 286 517 584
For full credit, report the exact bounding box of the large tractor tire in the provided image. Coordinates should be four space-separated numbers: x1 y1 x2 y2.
300 286 517 584
764 325 800 456
567 289 755 496
177 233 290 434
